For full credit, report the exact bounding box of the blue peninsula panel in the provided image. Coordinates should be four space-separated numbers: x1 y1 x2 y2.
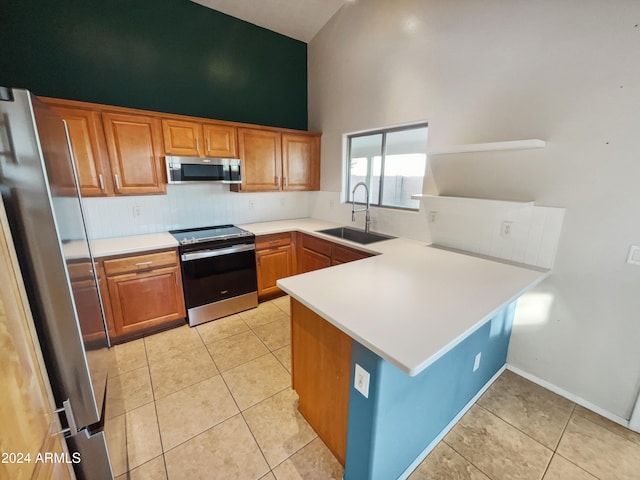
345 302 516 480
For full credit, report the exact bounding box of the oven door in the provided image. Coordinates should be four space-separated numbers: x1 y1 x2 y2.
180 243 257 308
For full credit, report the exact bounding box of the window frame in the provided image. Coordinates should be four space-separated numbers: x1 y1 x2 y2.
346 122 428 212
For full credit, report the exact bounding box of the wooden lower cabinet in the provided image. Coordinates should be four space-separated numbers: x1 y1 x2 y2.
297 233 332 273
100 249 186 342
299 247 332 273
291 298 351 465
297 232 373 273
256 232 294 300
332 243 373 265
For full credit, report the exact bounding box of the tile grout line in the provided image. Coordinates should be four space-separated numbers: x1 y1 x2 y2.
475 403 557 453
555 402 576 451
449 404 554 480
441 439 495 480
127 301 291 477
550 404 604 480
130 336 170 478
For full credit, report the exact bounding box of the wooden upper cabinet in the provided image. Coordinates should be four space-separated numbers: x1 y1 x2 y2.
51 106 112 196
162 119 202 156
236 128 282 192
203 123 237 157
282 133 320 191
40 96 318 196
162 119 237 158
102 112 166 195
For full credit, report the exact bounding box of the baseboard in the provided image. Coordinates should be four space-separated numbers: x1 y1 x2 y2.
505 364 635 431
395 364 507 480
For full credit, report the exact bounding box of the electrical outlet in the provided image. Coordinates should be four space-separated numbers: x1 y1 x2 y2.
133 206 142 217
354 363 370 398
429 211 437 223
473 352 481 372
249 200 255 209
501 221 512 238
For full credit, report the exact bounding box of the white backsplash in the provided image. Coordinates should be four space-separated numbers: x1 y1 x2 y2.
82 184 313 238
309 191 564 269
309 191 432 243
84 188 564 270
417 195 565 269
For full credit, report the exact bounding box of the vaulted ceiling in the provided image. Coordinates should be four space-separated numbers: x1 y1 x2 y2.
190 0 346 43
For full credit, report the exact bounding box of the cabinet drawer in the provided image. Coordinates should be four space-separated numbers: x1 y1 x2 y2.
332 244 373 265
256 232 291 250
301 234 332 257
103 250 178 276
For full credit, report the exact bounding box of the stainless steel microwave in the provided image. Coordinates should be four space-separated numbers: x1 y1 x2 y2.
166 156 242 184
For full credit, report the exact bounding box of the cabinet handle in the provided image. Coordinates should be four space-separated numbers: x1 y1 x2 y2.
114 174 121 190
206 138 210 152
284 177 288 188
98 174 105 191
174 272 178 285
135 261 152 267
196 138 200 152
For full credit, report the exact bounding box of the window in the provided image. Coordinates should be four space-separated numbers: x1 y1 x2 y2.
346 124 428 210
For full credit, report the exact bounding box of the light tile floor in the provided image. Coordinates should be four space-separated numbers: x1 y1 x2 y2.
108 296 640 480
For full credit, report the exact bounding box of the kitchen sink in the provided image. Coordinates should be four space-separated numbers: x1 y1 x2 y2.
317 226 396 244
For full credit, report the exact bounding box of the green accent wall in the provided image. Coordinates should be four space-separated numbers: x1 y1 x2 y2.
0 0 308 130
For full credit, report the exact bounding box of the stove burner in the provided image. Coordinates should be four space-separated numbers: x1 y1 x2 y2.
169 225 253 245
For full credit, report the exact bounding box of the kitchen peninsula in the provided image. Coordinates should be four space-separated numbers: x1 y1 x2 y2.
80 218 549 480
241 220 549 480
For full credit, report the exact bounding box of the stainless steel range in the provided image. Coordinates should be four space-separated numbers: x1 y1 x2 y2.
170 225 258 326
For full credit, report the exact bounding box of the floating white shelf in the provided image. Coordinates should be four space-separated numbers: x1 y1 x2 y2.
428 139 546 156
411 194 534 207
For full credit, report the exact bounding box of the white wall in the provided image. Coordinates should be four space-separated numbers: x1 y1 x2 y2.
309 0 640 420
82 185 312 238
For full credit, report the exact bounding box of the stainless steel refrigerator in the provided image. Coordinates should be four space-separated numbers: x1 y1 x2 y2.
0 88 121 479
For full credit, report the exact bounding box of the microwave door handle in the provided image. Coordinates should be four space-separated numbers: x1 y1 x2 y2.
181 244 255 262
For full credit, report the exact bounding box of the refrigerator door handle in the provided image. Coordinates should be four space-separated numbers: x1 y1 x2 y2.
54 399 79 435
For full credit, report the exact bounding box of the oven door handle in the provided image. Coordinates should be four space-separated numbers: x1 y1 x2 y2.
181 244 256 262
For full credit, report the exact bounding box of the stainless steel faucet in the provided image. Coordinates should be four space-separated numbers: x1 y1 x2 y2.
351 181 371 233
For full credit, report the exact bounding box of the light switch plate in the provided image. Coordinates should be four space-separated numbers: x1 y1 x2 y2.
354 363 370 398
627 246 640 266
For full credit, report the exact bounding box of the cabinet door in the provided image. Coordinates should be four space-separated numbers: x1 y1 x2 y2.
162 119 202 156
299 248 331 273
102 113 166 195
236 128 282 191
203 123 237 158
282 133 320 191
107 266 185 337
291 299 351 465
256 245 293 298
51 106 112 196
331 244 373 265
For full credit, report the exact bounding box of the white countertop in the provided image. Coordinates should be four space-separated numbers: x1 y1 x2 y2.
240 218 549 377
91 232 178 258
86 219 548 377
